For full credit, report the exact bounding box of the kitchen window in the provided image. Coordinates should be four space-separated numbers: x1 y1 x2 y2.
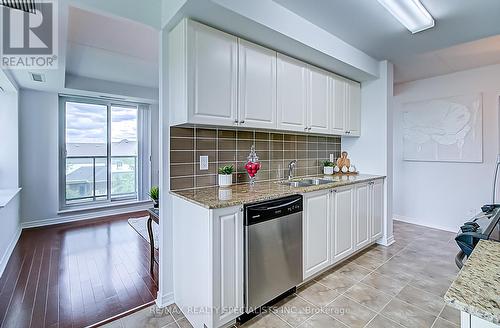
59 96 151 209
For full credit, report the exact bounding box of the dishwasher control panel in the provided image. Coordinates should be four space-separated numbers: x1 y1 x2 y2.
245 195 303 226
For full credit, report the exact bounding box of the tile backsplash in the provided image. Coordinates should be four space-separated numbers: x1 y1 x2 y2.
170 127 341 190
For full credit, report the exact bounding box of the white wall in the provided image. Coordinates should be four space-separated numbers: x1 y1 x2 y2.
0 69 21 277
0 193 21 277
157 26 174 307
19 90 60 223
393 64 500 232
342 61 394 245
19 89 159 226
0 91 19 189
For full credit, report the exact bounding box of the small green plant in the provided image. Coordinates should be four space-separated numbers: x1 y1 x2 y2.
148 186 159 203
218 165 234 175
322 160 334 167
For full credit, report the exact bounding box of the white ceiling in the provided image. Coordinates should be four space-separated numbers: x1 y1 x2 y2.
67 6 159 88
272 0 500 82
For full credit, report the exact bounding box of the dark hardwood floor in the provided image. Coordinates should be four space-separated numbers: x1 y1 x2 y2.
0 211 158 328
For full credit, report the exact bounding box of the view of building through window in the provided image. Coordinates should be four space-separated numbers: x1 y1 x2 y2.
64 101 138 205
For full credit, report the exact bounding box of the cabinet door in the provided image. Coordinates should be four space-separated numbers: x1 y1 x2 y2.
238 39 277 129
303 190 331 279
307 66 330 134
277 53 308 132
346 80 361 136
188 21 238 126
212 206 244 326
371 179 384 241
332 186 355 262
331 77 347 135
355 183 370 249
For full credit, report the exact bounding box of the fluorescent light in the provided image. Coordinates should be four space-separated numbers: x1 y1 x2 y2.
377 0 435 34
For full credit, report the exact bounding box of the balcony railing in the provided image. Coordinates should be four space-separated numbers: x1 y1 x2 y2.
65 156 137 203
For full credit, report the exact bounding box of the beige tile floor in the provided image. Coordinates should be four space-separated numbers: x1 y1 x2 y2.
103 221 461 328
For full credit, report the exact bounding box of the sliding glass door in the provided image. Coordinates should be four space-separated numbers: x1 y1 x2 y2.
65 101 109 204
110 105 138 200
60 97 147 209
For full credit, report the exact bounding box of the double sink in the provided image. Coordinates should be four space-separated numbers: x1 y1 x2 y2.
281 178 334 188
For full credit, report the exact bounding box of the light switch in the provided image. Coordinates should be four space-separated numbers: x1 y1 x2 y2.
200 156 209 170
329 154 335 162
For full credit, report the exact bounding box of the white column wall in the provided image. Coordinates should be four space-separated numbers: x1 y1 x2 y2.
342 61 394 245
157 27 174 307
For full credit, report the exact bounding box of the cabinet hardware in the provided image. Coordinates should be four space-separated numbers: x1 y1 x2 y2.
234 119 239 124
240 120 245 124
304 127 308 131
308 127 312 131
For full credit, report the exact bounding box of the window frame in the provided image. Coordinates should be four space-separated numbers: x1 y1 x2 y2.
59 95 147 210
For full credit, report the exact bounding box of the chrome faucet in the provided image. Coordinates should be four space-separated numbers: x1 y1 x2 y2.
288 160 297 180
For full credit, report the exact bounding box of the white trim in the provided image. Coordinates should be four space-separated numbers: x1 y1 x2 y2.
393 215 457 233
22 202 153 229
377 234 395 246
155 292 174 308
0 227 21 278
0 188 22 208
57 200 152 214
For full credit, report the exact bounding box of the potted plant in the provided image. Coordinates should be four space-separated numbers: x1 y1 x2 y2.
149 186 159 208
322 160 334 175
218 165 234 187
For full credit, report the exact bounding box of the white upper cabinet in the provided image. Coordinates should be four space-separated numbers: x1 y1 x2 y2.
169 19 361 136
188 21 238 125
170 19 238 126
303 190 331 279
331 77 361 136
346 80 361 136
277 53 308 132
238 39 277 129
355 183 371 249
370 179 384 241
331 78 347 135
307 66 331 134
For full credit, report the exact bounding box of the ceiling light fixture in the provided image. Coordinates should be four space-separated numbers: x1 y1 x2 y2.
377 0 435 34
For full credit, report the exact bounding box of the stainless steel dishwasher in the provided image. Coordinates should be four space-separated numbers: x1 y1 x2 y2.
244 195 303 312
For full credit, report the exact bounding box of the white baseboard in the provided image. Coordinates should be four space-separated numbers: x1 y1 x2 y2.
0 227 21 278
377 234 395 246
21 203 153 229
156 292 174 308
393 215 457 233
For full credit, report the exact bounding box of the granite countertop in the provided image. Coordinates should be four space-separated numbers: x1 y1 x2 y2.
444 240 500 324
170 174 384 209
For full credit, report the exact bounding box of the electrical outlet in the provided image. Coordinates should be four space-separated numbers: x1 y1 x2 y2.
199 156 209 170
329 154 335 162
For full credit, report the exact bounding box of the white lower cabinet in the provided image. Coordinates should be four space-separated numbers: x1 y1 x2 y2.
302 179 385 280
461 311 499 328
331 186 356 262
355 182 371 249
303 190 331 279
370 179 384 241
172 196 243 328
212 206 244 327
